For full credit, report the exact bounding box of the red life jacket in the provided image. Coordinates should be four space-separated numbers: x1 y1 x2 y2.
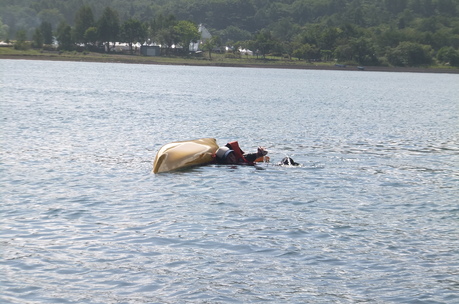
226 141 250 164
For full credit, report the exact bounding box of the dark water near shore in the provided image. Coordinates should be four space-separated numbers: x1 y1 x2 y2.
1 59 458 303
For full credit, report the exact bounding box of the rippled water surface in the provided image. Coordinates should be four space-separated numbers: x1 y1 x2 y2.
1 59 458 303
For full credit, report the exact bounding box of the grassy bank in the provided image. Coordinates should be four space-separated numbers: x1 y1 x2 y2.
1 47 458 74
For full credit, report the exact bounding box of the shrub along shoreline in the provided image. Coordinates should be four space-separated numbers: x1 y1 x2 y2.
1 48 458 74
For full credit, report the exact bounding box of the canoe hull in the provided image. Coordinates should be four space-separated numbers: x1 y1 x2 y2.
153 138 219 173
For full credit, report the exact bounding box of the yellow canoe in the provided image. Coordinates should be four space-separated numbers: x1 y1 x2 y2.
153 138 219 173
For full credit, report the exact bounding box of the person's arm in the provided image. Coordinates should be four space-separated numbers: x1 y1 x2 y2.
244 147 268 163
243 153 259 163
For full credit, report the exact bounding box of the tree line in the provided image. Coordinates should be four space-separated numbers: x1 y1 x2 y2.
11 6 200 56
2 0 459 67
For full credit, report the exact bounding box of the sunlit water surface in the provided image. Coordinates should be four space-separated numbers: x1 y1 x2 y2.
1 59 458 303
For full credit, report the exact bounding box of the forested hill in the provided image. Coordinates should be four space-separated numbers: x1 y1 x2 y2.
1 0 459 66
3 0 459 34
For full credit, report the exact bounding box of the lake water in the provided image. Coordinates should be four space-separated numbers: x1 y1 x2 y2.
1 59 458 303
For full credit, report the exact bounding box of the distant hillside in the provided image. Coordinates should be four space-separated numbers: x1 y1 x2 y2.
1 0 459 67
2 1 459 37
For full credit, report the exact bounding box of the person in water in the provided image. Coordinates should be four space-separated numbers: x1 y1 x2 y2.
279 157 299 166
214 141 268 164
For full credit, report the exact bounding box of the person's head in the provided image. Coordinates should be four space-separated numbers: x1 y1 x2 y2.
215 146 237 164
280 157 299 166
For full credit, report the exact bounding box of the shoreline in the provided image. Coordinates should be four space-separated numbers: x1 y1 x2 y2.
2 53 459 74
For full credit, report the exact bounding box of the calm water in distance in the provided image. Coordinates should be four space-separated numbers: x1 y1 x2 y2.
1 59 458 303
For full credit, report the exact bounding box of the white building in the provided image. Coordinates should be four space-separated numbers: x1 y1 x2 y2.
189 24 212 52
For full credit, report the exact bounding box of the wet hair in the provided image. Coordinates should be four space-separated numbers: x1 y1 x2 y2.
280 157 299 166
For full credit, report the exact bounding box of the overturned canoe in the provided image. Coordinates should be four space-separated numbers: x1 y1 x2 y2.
153 138 219 173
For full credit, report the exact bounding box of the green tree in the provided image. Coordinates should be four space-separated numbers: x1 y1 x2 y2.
37 8 64 31
348 37 378 65
436 0 457 17
376 28 407 49
218 25 252 45
201 36 221 59
383 0 409 14
270 17 299 42
320 49 333 61
120 19 146 54
397 9 414 29
387 41 433 66
14 29 29 50
0 18 9 41
157 27 176 55
334 44 354 62
293 43 319 60
319 27 342 50
254 30 276 58
32 27 43 48
84 27 98 48
97 7 120 53
150 14 177 46
281 41 297 60
150 14 176 32
437 46 459 66
73 6 94 46
40 21 53 45
174 20 200 54
56 21 73 51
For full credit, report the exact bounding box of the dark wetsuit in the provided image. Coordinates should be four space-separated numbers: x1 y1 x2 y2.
225 142 260 164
